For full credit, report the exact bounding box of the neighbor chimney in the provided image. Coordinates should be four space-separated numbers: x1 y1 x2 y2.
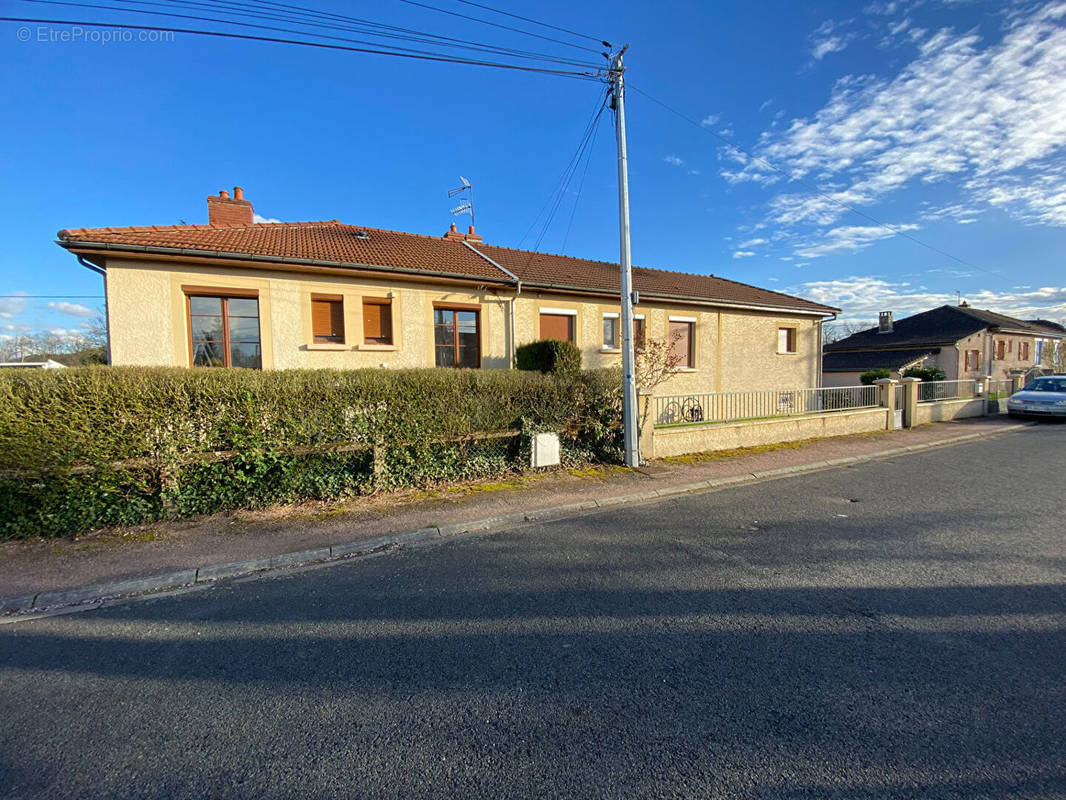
443 222 465 241
878 311 894 334
207 186 253 227
464 224 482 244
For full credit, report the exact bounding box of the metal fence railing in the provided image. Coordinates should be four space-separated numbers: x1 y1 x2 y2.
986 378 1013 414
654 385 878 427
916 379 977 403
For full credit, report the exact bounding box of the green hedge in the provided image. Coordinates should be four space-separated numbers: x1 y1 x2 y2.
0 366 622 539
515 339 582 375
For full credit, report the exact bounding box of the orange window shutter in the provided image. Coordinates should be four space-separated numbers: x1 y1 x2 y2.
363 299 392 343
540 314 573 342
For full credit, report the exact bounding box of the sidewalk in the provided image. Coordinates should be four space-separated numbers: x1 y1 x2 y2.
0 416 1028 616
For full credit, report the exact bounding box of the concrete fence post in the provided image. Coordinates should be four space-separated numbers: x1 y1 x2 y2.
874 378 898 431
637 391 654 462
900 376 921 429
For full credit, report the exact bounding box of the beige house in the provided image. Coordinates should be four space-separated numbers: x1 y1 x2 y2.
58 187 837 395
823 305 1062 386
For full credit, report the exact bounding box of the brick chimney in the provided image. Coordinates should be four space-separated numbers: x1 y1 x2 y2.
207 186 254 227
444 222 483 243
878 311 894 334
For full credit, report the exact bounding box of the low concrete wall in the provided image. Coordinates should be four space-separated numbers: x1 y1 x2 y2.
652 408 888 459
914 398 987 425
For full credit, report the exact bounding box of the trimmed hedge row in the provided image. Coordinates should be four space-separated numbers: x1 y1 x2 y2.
0 366 622 539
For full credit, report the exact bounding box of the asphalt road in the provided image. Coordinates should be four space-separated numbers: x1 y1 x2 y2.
2 425 1065 800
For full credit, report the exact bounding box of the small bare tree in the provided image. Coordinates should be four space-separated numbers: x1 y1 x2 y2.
634 329 685 439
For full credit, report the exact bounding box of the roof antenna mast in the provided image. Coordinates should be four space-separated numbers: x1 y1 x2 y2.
448 176 475 230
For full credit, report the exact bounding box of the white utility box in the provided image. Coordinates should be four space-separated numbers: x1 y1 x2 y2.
530 432 561 468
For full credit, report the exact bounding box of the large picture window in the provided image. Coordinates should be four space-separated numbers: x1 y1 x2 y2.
188 292 261 369
434 306 480 368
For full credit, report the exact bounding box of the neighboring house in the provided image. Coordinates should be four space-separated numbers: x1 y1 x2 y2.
57 187 838 395
822 305 1063 386
1026 319 1066 373
0 359 66 369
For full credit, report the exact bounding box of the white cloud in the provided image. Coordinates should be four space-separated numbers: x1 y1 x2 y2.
687 168 701 176
794 223 920 257
253 213 282 224
737 237 769 248
811 20 857 60
700 114 720 128
46 301 96 318
0 291 29 319
788 275 1066 324
730 4 1066 229
732 250 756 259
663 154 684 167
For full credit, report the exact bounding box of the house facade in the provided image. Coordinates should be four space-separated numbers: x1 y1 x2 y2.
58 187 838 395
823 305 1061 386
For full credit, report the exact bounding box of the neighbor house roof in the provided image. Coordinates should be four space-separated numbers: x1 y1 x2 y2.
57 220 838 316
822 349 937 373
825 305 1042 352
1025 319 1066 336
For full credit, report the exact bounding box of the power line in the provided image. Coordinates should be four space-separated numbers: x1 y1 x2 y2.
561 99 605 253
392 0 602 55
628 84 1001 278
16 0 602 68
452 0 607 45
59 0 603 67
2 16 603 77
518 88 609 250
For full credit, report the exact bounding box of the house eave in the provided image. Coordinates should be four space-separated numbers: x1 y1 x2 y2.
59 239 837 317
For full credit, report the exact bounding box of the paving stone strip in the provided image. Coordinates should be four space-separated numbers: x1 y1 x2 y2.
0 421 1029 620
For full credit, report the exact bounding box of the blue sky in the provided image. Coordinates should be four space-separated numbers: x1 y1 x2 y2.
3 0 1066 342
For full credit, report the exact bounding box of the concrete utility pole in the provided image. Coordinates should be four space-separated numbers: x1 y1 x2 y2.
609 45 640 467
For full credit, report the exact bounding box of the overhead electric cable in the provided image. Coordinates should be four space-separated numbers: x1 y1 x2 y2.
629 84 1001 277
561 103 604 253
17 0 601 67
87 0 602 66
1 16 603 77
392 0 602 54
452 0 606 45
518 89 609 249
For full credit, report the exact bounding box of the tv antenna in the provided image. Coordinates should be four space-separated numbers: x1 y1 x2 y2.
448 176 475 230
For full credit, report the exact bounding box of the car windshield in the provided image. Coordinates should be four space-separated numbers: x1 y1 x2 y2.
1024 379 1066 392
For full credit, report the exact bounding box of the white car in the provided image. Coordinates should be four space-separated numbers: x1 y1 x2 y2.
1007 376 1066 418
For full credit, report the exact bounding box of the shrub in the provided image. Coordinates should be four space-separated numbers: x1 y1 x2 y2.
903 365 947 382
0 366 621 539
860 369 891 385
515 339 582 376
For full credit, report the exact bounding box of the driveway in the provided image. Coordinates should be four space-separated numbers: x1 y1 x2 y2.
1 424 1064 799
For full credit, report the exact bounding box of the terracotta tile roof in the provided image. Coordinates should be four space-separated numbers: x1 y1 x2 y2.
57 220 837 314
472 242 837 313
58 221 510 282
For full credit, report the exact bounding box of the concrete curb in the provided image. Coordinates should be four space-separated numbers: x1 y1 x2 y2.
0 422 1029 620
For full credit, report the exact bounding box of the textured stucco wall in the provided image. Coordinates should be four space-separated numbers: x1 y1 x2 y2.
651 408 887 459
102 258 824 389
